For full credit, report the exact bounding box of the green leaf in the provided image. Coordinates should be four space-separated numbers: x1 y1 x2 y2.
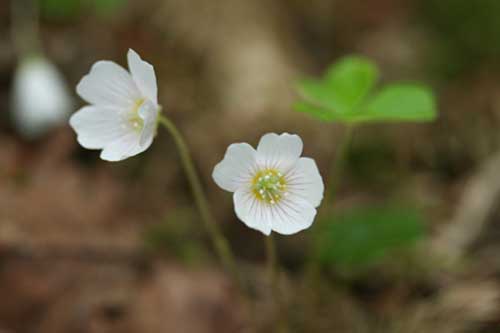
296 56 379 120
360 84 437 122
323 56 379 113
317 205 425 270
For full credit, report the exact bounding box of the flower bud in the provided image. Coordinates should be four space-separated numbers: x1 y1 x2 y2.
11 55 72 139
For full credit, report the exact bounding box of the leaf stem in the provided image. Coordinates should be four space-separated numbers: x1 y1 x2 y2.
324 125 355 208
305 125 356 278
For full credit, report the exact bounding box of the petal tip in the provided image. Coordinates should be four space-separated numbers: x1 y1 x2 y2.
127 48 139 59
99 150 124 162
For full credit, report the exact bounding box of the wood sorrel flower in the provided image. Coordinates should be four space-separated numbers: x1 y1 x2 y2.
70 49 159 161
213 133 324 235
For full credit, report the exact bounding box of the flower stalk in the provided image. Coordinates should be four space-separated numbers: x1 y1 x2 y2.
265 234 278 293
11 0 41 56
265 234 289 332
157 115 242 285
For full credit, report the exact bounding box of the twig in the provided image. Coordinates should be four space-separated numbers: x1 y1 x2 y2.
431 151 500 265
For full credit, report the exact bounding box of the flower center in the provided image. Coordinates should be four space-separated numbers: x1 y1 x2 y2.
128 98 145 131
252 169 287 204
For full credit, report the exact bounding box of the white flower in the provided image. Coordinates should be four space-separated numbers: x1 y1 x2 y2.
69 49 160 161
212 133 324 235
11 55 73 139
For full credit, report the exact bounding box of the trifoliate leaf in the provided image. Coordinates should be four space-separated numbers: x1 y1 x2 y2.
295 55 438 124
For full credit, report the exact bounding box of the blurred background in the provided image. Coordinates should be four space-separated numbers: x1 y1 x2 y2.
1 0 500 332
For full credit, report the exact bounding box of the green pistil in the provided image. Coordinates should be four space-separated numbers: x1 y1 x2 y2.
252 169 287 204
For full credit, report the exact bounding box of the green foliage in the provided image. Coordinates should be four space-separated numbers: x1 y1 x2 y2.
295 56 437 123
39 0 128 19
316 205 425 270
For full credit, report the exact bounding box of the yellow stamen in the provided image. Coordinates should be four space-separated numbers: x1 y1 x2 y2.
129 98 145 131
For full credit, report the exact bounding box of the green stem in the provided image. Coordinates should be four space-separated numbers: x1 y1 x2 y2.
157 115 240 283
265 235 277 290
265 234 288 333
323 125 355 208
305 125 356 278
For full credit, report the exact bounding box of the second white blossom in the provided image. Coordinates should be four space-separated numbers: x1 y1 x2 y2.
213 133 324 235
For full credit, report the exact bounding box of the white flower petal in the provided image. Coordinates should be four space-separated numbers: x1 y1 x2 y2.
234 188 317 236
268 195 317 235
127 49 158 105
100 132 147 162
212 143 257 192
256 133 303 171
286 157 324 208
69 106 129 149
77 60 140 109
234 189 272 235
138 100 159 146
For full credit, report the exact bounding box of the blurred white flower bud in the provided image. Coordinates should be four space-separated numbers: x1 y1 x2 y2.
11 55 72 139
